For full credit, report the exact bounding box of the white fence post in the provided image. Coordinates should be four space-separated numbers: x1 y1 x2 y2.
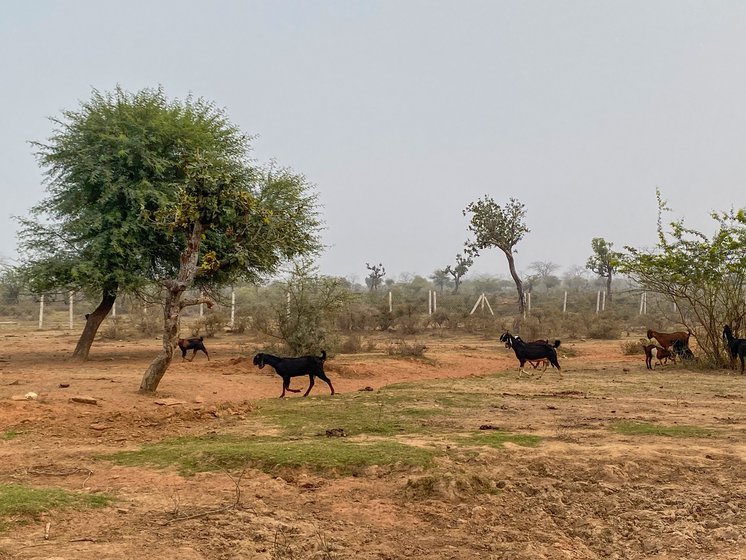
601 291 606 312
428 290 432 315
596 291 601 314
433 291 437 313
112 301 117 318
230 289 236 328
563 291 567 314
38 295 44 329
470 293 494 316
388 291 392 313
69 291 74 329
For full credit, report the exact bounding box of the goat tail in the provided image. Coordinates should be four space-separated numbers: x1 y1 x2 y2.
320 350 327 362
553 340 561 348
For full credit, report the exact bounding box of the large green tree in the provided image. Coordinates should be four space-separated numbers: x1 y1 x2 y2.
19 87 227 359
19 87 321 389
464 196 529 315
619 192 746 365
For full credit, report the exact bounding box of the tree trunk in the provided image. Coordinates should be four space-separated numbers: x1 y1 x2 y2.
504 250 525 315
139 286 181 392
606 272 613 303
139 223 204 393
72 288 117 361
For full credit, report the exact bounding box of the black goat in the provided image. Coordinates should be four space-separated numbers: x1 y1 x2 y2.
253 350 335 397
504 335 550 371
723 325 746 374
499 332 562 378
672 339 694 361
178 336 209 362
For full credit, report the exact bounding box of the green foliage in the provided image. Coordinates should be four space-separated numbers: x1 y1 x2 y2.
464 196 529 254
586 238 620 283
620 192 746 365
19 86 215 297
463 196 529 314
442 253 473 293
0 267 23 306
21 86 321 366
254 261 350 355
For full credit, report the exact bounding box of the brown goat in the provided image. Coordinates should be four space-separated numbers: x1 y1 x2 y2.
643 344 675 369
647 329 691 350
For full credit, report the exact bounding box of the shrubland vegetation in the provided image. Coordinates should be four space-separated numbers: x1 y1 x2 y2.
0 263 679 356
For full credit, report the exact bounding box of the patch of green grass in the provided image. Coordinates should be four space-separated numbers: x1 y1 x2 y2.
460 430 542 449
255 391 450 437
104 435 436 476
610 421 713 438
1 431 20 441
0 484 111 519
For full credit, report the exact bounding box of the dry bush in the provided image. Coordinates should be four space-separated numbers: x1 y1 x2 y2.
426 310 451 328
462 314 500 335
191 311 228 338
339 334 363 354
336 302 378 332
99 316 124 339
586 316 623 339
620 340 645 355
395 314 422 335
386 339 427 358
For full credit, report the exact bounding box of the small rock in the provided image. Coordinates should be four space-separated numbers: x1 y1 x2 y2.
193 396 205 404
70 396 98 405
154 398 186 406
325 428 346 437
59 383 70 388
24 392 38 400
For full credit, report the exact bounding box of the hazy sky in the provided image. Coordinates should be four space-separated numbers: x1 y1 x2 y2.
2 1 745 282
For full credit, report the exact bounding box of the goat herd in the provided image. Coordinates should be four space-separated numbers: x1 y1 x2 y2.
181 326 746 398
500 325 746 379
